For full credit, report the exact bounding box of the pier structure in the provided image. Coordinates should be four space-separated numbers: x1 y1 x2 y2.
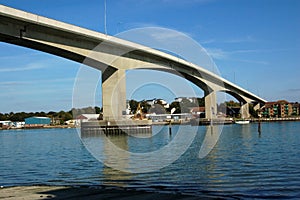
81 120 153 135
0 5 266 122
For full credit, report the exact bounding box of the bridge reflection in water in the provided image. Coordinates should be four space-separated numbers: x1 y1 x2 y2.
80 124 222 176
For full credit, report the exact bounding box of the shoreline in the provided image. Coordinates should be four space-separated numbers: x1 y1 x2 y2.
0 124 76 131
250 117 300 122
0 185 200 200
1 117 300 131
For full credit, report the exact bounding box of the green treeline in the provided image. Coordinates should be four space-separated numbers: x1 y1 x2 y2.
0 106 102 123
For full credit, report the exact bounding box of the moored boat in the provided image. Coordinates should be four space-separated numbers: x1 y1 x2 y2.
235 120 250 124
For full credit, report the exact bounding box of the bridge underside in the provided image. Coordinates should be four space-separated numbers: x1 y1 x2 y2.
0 5 266 120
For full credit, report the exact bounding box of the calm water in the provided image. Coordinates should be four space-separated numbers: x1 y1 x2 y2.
1 122 300 199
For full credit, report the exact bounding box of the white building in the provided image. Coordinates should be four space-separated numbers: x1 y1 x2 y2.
0 120 12 127
174 97 198 103
76 114 100 125
12 121 25 128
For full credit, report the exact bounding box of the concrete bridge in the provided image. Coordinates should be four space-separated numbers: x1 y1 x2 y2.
0 5 266 120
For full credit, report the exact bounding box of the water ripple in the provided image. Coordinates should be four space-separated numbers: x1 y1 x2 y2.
1 122 300 199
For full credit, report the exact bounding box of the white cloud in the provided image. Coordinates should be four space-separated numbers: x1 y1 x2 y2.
231 58 269 65
223 36 256 43
150 31 186 40
124 22 160 29
200 39 216 44
0 78 74 86
206 48 229 60
0 52 43 60
201 36 256 45
0 63 45 72
206 48 269 65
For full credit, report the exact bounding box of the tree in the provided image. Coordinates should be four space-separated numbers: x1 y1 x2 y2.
226 100 240 107
95 106 101 114
47 111 56 116
54 110 73 124
249 104 258 118
180 99 197 113
0 113 6 121
168 101 180 114
149 104 166 114
129 100 139 114
140 100 151 114
197 97 205 107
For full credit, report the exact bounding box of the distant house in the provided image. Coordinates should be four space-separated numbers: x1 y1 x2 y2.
25 117 51 125
0 120 12 129
12 121 25 128
145 98 157 106
190 107 205 118
76 114 100 122
0 120 12 126
154 99 169 109
174 97 199 104
146 98 170 109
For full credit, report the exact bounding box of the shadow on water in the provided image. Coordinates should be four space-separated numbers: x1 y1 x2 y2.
3 186 199 200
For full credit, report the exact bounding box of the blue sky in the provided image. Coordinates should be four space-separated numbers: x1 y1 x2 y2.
0 0 299 112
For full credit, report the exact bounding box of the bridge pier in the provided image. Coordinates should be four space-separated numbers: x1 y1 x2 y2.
102 69 126 120
253 103 261 111
205 91 217 119
240 102 250 119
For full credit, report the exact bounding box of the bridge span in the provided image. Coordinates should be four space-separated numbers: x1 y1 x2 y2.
0 5 266 119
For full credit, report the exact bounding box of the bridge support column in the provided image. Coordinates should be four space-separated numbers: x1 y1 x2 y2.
240 103 250 119
253 103 260 111
102 69 126 120
205 91 217 119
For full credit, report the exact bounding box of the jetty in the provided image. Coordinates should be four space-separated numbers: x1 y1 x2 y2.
81 120 153 135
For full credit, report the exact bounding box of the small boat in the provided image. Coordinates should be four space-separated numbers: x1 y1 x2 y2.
235 120 250 124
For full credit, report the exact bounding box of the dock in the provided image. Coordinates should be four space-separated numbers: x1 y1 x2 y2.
81 120 153 135
190 118 233 126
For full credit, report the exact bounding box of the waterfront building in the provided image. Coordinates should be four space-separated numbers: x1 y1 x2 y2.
64 119 80 126
0 120 12 129
292 102 299 116
75 114 100 126
24 117 51 125
190 107 205 118
174 97 199 104
154 99 169 109
278 100 292 117
76 114 100 122
145 98 169 109
144 98 157 106
12 121 25 128
146 113 192 122
261 100 296 118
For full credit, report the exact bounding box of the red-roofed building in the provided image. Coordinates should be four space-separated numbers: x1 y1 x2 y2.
262 100 294 118
190 107 205 118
